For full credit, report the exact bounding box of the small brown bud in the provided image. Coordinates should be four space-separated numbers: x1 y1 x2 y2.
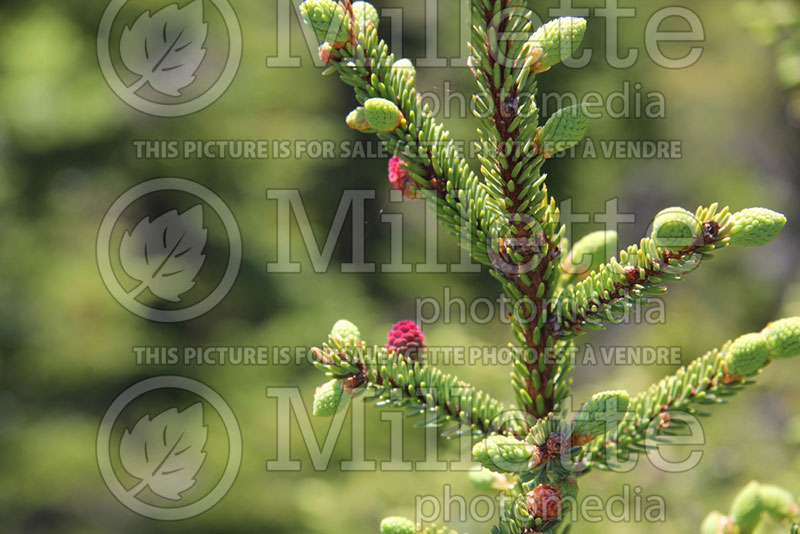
526 484 562 521
342 373 365 393
702 220 720 243
623 266 639 286
545 432 569 458
501 96 519 118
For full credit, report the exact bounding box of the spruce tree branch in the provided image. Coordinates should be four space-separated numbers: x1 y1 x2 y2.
551 205 733 339
312 341 522 438
582 342 753 469
324 14 502 265
299 4 794 533
469 0 564 420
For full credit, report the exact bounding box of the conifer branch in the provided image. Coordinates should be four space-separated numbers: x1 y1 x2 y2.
552 203 733 338
319 1 501 265
583 317 800 470
312 329 522 438
469 0 588 419
297 3 796 532
581 341 743 470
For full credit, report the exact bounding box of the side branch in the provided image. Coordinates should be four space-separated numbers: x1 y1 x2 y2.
582 317 800 470
313 341 523 438
325 18 502 264
552 204 733 338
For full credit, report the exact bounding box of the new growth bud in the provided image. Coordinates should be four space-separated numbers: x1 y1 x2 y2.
472 434 537 472
330 319 361 345
380 516 417 534
572 389 630 437
731 480 765 533
536 104 589 158
527 17 587 73
761 317 800 360
725 332 769 377
364 98 405 133
312 379 344 417
651 207 701 252
300 0 350 46
729 207 786 247
352 1 379 34
759 484 800 522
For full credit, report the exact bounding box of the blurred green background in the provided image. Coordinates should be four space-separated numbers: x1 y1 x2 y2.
0 0 798 533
